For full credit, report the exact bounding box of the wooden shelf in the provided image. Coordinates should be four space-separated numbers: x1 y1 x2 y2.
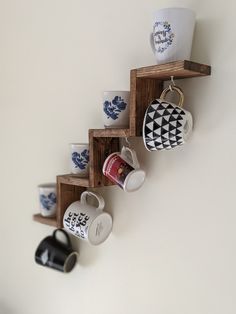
33 214 58 227
90 128 130 138
34 60 211 227
57 174 90 187
130 60 211 136
135 60 211 79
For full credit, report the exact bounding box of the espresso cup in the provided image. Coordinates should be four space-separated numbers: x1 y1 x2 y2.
143 86 193 151
63 191 113 245
35 229 78 273
150 7 196 64
70 143 89 176
103 146 145 192
38 183 57 217
103 91 130 128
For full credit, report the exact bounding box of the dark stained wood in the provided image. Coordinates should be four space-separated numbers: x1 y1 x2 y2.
89 129 119 187
90 128 130 138
135 60 211 79
130 69 163 136
33 214 58 227
57 179 86 228
57 175 89 187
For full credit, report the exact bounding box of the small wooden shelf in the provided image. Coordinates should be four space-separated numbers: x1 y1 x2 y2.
57 174 90 187
34 60 211 227
90 128 130 138
135 60 211 79
33 214 58 227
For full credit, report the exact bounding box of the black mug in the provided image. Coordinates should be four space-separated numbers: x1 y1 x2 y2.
35 229 78 273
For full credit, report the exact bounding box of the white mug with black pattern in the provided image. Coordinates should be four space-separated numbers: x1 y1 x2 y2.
143 86 193 151
150 7 196 64
63 191 113 246
70 143 89 177
103 91 130 128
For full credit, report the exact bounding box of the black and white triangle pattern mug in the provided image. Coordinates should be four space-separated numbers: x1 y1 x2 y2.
142 86 193 151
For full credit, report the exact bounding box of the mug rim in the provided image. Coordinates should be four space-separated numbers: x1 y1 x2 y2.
153 7 196 16
87 212 113 245
38 183 56 188
123 169 146 192
70 143 89 146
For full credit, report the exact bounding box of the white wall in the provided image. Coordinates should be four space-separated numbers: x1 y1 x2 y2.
0 0 235 313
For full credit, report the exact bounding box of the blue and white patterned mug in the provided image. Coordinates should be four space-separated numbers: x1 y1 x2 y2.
150 8 196 64
70 143 89 176
38 183 57 217
103 91 130 128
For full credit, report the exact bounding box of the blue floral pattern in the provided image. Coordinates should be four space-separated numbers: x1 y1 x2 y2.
103 96 127 120
153 21 174 53
40 193 57 210
72 149 89 170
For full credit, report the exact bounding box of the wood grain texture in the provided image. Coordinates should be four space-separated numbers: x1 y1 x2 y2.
57 175 90 187
135 60 211 79
90 128 130 138
130 70 164 136
57 179 86 228
33 214 58 227
89 129 119 187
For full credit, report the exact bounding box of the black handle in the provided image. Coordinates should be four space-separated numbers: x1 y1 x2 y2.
53 229 72 249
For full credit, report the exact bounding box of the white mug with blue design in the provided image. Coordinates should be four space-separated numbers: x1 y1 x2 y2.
38 183 57 217
103 91 130 128
150 7 196 64
70 143 89 176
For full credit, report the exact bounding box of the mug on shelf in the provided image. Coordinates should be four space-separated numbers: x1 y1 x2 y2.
38 183 57 217
103 146 145 192
103 91 130 128
63 191 113 246
150 7 196 64
69 143 89 176
143 85 193 151
35 229 78 273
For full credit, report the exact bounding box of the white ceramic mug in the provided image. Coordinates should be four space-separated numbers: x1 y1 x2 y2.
103 146 146 192
38 183 57 217
63 191 113 245
103 91 130 128
70 143 89 176
143 86 193 151
150 7 196 64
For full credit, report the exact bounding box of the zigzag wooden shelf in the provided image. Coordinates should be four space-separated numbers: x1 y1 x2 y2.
33 60 211 227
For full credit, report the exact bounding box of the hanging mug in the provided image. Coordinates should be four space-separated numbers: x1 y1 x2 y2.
142 85 193 151
35 229 78 273
63 191 113 246
103 146 146 192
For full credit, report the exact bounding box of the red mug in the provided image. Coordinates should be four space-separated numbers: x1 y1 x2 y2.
103 147 145 192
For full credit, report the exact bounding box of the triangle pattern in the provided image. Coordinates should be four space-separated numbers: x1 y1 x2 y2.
148 111 155 119
146 121 154 131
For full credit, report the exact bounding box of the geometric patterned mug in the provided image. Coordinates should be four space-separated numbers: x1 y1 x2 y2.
142 86 193 151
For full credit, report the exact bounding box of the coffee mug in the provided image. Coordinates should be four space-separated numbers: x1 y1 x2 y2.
103 91 130 128
38 183 57 217
150 7 196 64
35 229 78 273
143 85 193 151
103 146 145 192
63 191 113 245
70 143 89 176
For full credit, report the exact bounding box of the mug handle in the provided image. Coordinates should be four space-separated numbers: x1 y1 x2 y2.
53 229 72 249
121 146 140 169
80 191 105 213
149 32 156 54
160 86 185 108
